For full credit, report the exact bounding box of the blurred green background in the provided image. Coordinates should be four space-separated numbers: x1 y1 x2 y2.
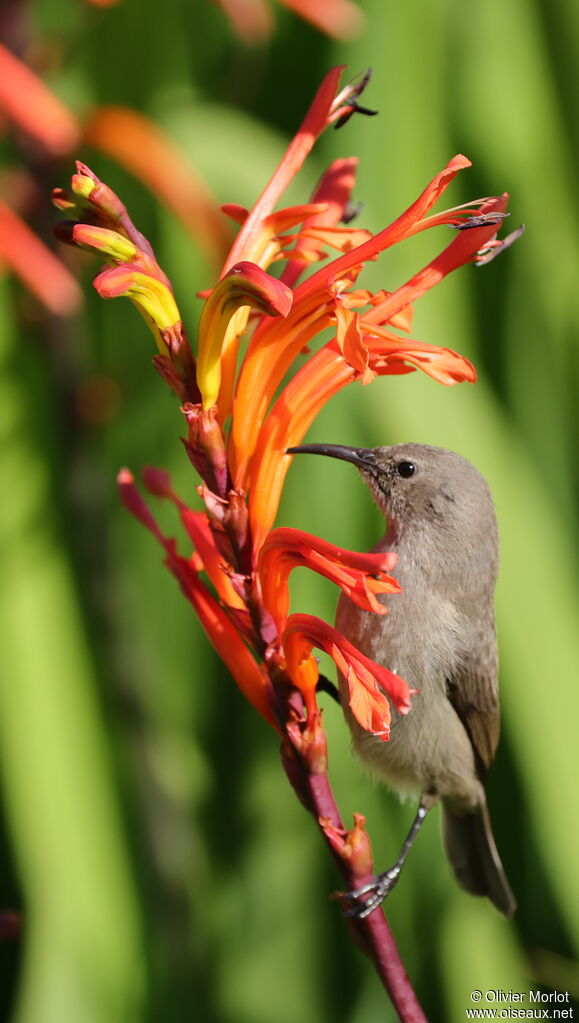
1 0 578 1020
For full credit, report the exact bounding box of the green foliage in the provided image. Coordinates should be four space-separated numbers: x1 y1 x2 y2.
1 0 578 1020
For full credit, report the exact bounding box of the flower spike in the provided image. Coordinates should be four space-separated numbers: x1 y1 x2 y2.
56 70 521 1005
53 165 199 400
118 469 275 726
221 66 345 273
55 66 519 857
0 199 82 317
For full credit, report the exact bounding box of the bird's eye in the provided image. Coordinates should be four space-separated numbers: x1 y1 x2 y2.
396 460 416 479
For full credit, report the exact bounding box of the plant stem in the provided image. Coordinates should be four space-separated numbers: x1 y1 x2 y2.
282 740 428 1023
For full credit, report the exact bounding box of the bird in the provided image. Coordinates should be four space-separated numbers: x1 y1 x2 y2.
287 441 516 919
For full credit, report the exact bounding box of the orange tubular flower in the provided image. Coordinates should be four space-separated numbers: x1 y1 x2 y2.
228 163 497 496
216 0 364 42
259 528 400 634
56 67 522 749
118 469 275 727
221 67 345 273
274 0 364 39
282 613 412 739
0 199 82 316
196 261 292 409
0 43 80 156
140 464 247 612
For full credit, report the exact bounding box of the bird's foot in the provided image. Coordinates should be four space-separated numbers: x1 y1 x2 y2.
340 866 401 919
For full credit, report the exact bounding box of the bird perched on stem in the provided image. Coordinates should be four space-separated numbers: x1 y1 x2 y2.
288 441 516 919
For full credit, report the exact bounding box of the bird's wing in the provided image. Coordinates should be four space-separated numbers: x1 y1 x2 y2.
446 621 500 778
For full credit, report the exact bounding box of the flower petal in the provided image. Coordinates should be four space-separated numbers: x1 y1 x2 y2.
222 66 344 272
179 509 246 610
0 199 82 316
94 264 181 343
366 195 510 326
173 559 275 727
0 43 80 155
296 154 473 304
140 466 245 610
259 527 399 633
248 347 355 550
118 469 275 727
363 323 476 385
283 613 411 739
68 223 138 262
281 157 360 289
229 286 335 488
335 302 374 383
196 261 292 409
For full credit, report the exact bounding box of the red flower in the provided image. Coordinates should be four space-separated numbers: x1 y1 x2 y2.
118 469 275 726
0 199 82 316
0 43 80 156
259 527 400 634
282 614 412 739
215 0 365 42
56 68 521 744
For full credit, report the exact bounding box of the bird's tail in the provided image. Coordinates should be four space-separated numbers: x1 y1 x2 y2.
442 799 516 917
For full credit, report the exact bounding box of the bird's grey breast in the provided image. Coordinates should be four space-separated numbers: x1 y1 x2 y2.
334 536 480 798
336 536 467 686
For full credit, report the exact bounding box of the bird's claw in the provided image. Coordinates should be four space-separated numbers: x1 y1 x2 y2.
340 868 400 919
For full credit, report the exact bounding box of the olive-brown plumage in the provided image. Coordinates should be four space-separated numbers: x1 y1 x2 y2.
289 441 515 917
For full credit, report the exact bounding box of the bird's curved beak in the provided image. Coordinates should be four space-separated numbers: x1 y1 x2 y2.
287 443 376 470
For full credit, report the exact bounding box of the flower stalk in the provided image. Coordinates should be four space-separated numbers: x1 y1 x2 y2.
54 67 521 1022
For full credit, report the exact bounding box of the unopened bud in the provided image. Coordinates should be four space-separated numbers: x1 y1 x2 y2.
141 465 173 498
71 173 96 201
182 403 229 497
72 224 137 262
286 706 328 774
153 354 186 401
223 488 249 552
94 266 180 335
323 813 374 880
51 187 77 211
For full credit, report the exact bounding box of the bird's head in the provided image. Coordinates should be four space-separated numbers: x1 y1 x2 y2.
287 442 498 576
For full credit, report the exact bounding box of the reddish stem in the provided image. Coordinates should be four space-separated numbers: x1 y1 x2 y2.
310 769 429 1018
284 754 428 1023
